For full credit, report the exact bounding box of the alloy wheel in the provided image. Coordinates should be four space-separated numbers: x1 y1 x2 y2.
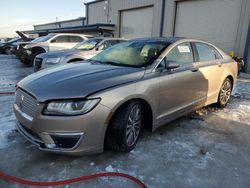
219 79 232 106
126 104 141 147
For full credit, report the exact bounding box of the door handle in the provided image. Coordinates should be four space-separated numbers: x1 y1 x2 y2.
191 67 199 72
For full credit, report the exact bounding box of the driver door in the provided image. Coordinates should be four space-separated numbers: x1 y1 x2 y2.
49 35 76 51
157 42 208 125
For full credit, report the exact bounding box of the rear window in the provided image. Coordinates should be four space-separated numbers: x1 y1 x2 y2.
195 42 222 61
70 36 83 42
52 36 69 43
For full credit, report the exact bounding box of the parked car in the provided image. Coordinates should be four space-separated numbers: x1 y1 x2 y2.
16 33 92 65
0 37 24 54
0 31 34 55
14 38 237 155
0 38 6 43
33 37 127 72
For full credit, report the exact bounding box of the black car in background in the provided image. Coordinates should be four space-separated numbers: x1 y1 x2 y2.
0 31 34 55
0 37 24 54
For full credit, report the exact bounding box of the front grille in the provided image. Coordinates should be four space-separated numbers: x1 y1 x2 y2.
34 58 43 72
15 89 37 118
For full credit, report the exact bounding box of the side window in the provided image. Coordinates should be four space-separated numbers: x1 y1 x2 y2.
165 42 193 66
52 36 69 43
195 42 221 61
70 36 83 42
101 40 119 50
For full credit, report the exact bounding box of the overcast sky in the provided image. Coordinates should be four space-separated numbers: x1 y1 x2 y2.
0 0 93 38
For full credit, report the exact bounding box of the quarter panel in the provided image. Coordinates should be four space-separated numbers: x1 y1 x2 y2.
196 59 237 105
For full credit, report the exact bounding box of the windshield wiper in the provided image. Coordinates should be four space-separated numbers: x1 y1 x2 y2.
103 61 141 68
89 59 140 68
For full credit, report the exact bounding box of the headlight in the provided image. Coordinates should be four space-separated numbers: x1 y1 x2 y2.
45 57 61 64
43 98 101 115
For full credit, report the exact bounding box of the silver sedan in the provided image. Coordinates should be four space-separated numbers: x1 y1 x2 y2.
14 38 237 155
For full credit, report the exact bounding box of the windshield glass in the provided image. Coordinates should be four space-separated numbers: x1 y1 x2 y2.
91 40 169 67
74 38 102 50
32 35 55 42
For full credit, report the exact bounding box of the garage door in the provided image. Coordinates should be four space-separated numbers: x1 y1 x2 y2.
120 6 153 39
174 0 242 53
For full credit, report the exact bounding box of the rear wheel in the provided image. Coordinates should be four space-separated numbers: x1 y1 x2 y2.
105 101 142 152
217 78 232 108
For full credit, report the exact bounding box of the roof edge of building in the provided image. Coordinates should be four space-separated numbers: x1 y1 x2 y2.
34 17 86 27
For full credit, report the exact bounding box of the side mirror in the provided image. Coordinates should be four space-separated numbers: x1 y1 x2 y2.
166 60 180 69
50 39 56 43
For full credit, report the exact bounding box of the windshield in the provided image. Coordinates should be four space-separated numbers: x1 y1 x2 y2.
74 38 102 50
32 35 54 42
91 40 169 67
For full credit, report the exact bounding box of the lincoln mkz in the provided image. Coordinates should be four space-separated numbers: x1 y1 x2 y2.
14 38 237 155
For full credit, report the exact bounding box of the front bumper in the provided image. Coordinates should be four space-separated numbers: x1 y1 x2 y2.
14 101 111 155
16 48 32 63
34 57 66 72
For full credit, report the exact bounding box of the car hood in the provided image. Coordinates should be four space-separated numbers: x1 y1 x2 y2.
24 42 46 49
37 49 97 59
37 49 81 59
18 62 145 102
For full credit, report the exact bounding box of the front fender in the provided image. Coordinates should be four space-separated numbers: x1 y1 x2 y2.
90 78 160 125
63 54 84 63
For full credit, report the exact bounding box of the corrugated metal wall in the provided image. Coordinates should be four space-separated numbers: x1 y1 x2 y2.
87 0 162 37
34 23 58 30
61 20 84 28
34 19 85 31
88 1 107 24
86 0 250 70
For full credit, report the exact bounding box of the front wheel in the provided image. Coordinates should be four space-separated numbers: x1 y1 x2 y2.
4 47 11 55
29 52 41 66
217 78 232 108
105 101 142 152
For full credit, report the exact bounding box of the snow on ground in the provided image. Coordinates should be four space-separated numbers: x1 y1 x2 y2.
0 95 16 149
1 57 250 188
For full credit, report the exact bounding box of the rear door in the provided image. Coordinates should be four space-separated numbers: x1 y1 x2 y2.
192 42 225 101
157 42 208 124
49 35 82 51
69 36 84 48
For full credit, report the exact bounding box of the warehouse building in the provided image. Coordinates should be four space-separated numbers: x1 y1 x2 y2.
24 17 115 38
85 0 250 72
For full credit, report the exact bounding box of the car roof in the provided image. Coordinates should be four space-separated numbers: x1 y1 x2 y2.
130 37 185 44
89 37 126 40
48 33 92 37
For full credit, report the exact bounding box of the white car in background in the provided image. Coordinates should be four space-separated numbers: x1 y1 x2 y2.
16 33 92 65
33 37 126 72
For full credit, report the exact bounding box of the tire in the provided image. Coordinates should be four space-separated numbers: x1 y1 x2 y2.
217 78 232 108
20 54 30 64
105 101 142 152
4 47 11 55
28 51 41 66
